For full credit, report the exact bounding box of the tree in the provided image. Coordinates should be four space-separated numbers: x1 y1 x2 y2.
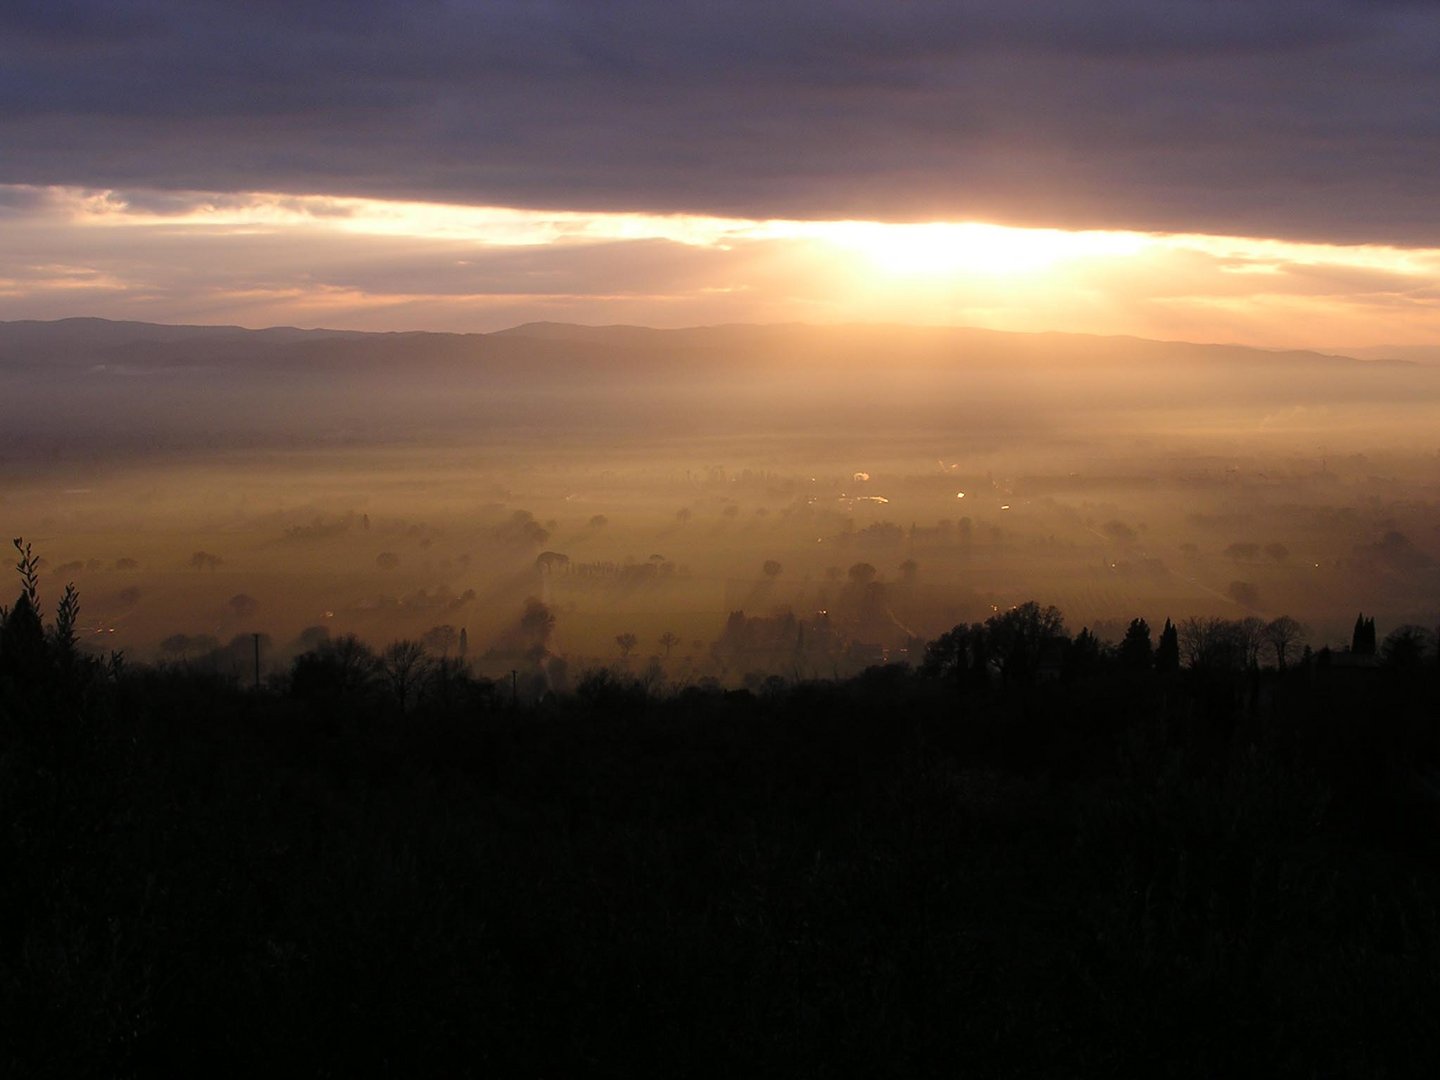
381 639 430 710
190 550 222 571
1066 627 1102 679
984 602 1067 685
615 632 638 660
1381 625 1433 672
847 562 877 586
1352 613 1377 655
291 634 379 701
1155 618 1181 674
1263 615 1305 670
922 624 971 681
1179 616 1247 671
495 510 550 546
658 631 681 659
1118 618 1153 671
898 558 918 584
762 560 783 578
536 551 571 574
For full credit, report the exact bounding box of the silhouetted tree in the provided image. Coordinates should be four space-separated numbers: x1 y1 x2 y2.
50 582 79 665
190 551 222 571
291 634 379 700
762 560 783 578
616 632 638 660
1236 616 1265 669
1179 616 1247 671
1155 618 1181 674
0 590 46 682
1263 615 1305 670
658 631 680 659
1352 613 1377 656
922 624 970 681
1381 625 1433 672
1118 618 1153 671
984 602 1067 685
1066 627 1102 680
381 639 430 710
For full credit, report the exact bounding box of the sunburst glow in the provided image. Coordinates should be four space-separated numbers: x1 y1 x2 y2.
5 183 1440 345
803 221 1152 277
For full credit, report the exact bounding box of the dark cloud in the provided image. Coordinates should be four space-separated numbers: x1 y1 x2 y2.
2 1 1439 242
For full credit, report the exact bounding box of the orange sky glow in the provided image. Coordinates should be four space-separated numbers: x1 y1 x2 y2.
3 184 1439 350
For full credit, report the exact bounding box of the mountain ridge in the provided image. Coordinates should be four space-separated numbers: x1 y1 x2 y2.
0 315 1411 369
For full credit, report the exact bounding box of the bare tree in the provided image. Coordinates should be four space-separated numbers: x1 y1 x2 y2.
1236 616 1265 669
1179 616 1246 671
615 632 638 660
658 631 681 659
1263 615 1306 669
381 639 430 711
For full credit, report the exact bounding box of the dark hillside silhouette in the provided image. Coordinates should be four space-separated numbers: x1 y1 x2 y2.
3 540 1439 1075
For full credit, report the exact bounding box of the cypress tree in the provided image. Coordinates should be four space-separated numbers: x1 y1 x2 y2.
1155 618 1180 674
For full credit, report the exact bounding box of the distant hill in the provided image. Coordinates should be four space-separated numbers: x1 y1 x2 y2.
0 315 1402 375
0 316 1432 457
1341 344 1440 366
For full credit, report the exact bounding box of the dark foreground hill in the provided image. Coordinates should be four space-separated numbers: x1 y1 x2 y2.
4 600 1439 1075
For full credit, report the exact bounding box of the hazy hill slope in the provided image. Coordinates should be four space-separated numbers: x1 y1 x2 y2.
0 317 1433 456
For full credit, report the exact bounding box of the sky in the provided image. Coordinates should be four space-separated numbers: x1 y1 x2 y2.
3 0 1440 347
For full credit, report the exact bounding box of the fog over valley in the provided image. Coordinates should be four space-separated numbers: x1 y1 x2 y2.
4 317 1437 681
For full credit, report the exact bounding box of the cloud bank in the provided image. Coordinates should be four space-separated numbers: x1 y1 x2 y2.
4 1 1440 244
